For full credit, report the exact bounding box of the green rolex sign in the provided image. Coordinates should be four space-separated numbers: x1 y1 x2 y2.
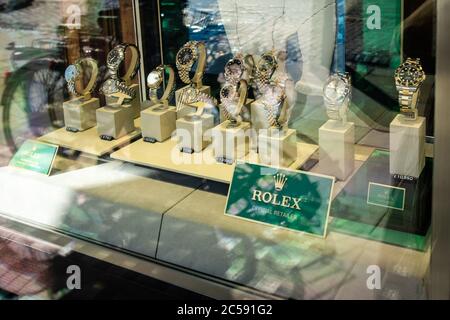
9 140 58 175
225 162 335 238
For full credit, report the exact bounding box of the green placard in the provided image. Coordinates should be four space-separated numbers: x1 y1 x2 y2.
367 182 405 211
9 140 58 175
225 162 335 238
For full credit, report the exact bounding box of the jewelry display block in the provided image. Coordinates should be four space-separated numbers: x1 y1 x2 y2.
319 120 355 181
218 98 254 123
176 113 214 153
105 84 141 119
141 105 176 142
258 128 297 168
96 104 136 140
175 85 211 119
250 99 271 150
211 121 250 163
63 97 100 132
389 115 426 178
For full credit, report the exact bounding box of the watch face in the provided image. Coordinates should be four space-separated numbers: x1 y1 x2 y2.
147 70 162 88
396 62 425 87
64 65 78 82
220 84 236 101
259 54 277 73
225 58 244 81
177 47 194 66
324 77 348 102
107 49 122 67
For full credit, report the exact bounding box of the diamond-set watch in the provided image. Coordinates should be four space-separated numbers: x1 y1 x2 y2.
176 41 206 88
394 58 426 121
64 57 98 99
323 72 351 123
221 79 248 127
147 65 175 108
261 83 288 130
254 51 278 95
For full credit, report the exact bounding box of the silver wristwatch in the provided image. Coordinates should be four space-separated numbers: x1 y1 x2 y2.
323 72 351 123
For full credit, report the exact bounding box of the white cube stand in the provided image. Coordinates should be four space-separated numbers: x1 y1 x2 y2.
250 99 271 151
212 121 250 164
176 113 214 153
390 114 426 178
141 104 176 143
175 85 210 119
319 120 355 181
258 128 297 168
63 97 100 132
105 84 141 119
96 104 135 140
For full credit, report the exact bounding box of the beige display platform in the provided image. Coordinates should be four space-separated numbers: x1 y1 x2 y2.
111 138 318 183
63 97 100 132
38 118 141 157
141 105 176 142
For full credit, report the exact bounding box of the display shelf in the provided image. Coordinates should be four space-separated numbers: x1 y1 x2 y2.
110 138 319 183
38 119 142 157
156 181 429 300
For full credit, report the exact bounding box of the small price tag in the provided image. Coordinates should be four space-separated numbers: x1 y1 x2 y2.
367 182 406 211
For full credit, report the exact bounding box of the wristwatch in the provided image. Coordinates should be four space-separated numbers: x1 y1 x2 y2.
323 72 351 122
100 78 136 102
176 41 206 88
254 51 278 94
224 54 246 85
395 58 426 120
261 83 288 130
106 43 140 84
64 57 98 99
147 65 175 108
221 79 248 127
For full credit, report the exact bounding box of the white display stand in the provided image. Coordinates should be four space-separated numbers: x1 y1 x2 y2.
389 115 425 178
63 97 100 132
96 104 135 140
141 105 176 143
105 84 141 119
319 120 355 181
250 99 271 150
176 113 214 153
211 121 250 163
258 128 297 167
175 85 211 119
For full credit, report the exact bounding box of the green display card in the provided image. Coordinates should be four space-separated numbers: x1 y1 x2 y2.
9 140 58 175
225 162 335 238
367 182 405 211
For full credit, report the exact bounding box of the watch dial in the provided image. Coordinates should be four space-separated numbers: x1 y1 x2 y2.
259 54 275 73
107 49 122 66
325 78 347 101
147 71 161 87
225 59 243 79
220 84 236 101
397 63 425 86
177 47 194 65
65 65 77 81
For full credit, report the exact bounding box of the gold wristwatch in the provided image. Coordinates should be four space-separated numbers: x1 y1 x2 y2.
395 58 426 121
176 41 206 88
